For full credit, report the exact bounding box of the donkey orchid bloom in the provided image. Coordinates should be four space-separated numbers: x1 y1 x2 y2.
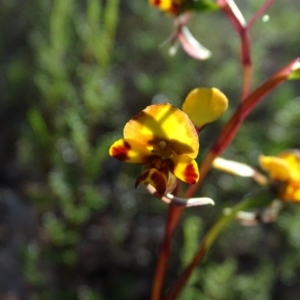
109 103 200 195
259 150 300 202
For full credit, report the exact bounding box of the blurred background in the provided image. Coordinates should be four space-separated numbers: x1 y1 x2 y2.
0 0 300 299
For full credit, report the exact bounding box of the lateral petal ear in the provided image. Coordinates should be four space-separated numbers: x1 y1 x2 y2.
182 88 228 129
109 139 154 163
170 155 199 184
135 168 168 195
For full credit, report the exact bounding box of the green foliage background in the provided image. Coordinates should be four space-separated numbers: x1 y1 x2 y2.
0 0 300 299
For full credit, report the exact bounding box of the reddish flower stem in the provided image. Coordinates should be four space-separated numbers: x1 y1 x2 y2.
151 205 185 300
157 0 297 289
152 0 297 293
166 244 206 300
160 58 300 300
151 182 182 300
153 57 300 299
217 0 252 101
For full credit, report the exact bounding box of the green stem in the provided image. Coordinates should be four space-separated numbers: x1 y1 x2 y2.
165 192 273 300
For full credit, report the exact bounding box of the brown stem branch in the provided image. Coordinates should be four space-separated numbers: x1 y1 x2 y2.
151 205 185 300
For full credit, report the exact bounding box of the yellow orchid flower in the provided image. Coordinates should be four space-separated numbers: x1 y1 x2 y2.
149 0 186 15
109 103 200 195
259 150 300 202
182 88 228 129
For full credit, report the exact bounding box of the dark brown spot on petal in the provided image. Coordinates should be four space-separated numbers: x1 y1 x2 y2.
154 0 161 5
183 163 198 184
111 144 129 161
170 139 195 156
135 169 151 188
147 139 156 146
150 171 167 195
123 140 131 150
168 159 175 172
131 110 147 121
170 4 179 14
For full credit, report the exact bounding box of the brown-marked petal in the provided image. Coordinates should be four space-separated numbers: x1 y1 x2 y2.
109 139 154 163
135 168 168 195
170 155 199 184
124 103 199 158
182 88 228 128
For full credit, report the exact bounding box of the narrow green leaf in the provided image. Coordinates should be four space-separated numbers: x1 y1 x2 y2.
27 108 50 147
243 189 275 210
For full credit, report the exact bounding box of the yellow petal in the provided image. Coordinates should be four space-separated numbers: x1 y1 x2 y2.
279 150 300 182
259 151 300 203
109 139 154 163
135 168 168 195
124 103 199 158
182 88 228 128
259 155 291 181
170 155 199 184
292 189 300 202
279 182 300 202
